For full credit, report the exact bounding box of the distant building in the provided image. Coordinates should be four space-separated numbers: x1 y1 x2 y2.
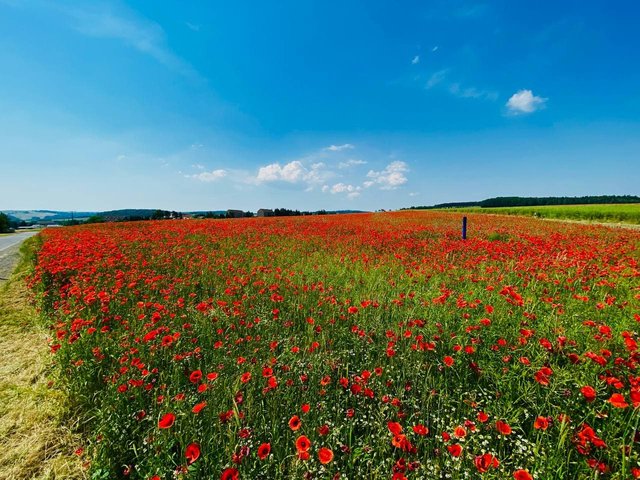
257 209 274 217
226 209 245 218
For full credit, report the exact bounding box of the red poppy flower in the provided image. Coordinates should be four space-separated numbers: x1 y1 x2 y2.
318 447 334 464
298 450 310 461
301 403 310 413
240 372 251 383
289 415 302 431
533 416 549 430
496 420 512 435
296 435 311 452
387 421 403 435
513 470 533 480
189 370 202 384
185 443 200 464
474 453 499 473
257 442 271 460
534 367 552 386
447 444 463 457
192 401 207 414
477 411 489 423
443 356 454 367
453 426 466 438
608 393 629 408
318 424 330 436
158 412 176 429
412 424 428 435
581 385 596 402
220 467 239 480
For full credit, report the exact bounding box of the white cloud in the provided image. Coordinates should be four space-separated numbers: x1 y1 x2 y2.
432 46 439 52
324 183 362 199
366 161 409 190
426 69 448 89
412 55 420 65
506 89 547 114
185 22 200 32
325 144 355 152
187 169 227 182
255 160 332 186
338 159 367 169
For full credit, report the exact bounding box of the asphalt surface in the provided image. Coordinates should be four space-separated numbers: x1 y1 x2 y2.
0 230 39 253
0 231 39 282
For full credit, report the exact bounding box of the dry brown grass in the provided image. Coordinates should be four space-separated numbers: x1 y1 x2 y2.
0 240 87 480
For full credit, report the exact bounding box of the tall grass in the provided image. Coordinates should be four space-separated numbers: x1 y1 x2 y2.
440 204 640 224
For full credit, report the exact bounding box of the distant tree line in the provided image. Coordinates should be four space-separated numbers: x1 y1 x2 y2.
405 195 640 210
272 208 328 216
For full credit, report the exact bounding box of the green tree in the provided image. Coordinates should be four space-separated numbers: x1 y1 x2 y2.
0 212 12 233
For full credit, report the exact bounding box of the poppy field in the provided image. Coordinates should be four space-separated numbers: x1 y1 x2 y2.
30 212 640 479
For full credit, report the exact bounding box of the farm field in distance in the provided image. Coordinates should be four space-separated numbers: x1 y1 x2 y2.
438 204 640 225
30 211 640 479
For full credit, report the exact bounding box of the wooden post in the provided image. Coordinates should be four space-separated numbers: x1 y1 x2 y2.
462 216 467 240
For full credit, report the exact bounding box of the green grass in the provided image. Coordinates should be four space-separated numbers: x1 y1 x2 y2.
0 238 86 480
438 203 640 224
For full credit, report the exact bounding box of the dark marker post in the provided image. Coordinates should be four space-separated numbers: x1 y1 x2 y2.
462 216 467 240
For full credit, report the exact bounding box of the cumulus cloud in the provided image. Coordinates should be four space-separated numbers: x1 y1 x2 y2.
323 183 362 199
255 160 332 187
324 144 355 152
365 161 409 190
506 89 547 114
187 169 227 182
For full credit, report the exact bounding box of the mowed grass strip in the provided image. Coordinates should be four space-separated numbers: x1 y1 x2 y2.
0 239 86 480
441 203 640 224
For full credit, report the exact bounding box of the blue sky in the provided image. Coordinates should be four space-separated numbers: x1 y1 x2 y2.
1 0 639 212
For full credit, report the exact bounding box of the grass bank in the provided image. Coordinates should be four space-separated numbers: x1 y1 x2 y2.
0 238 86 480
439 203 640 224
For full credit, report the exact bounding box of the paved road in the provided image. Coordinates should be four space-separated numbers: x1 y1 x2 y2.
0 231 39 253
0 231 39 282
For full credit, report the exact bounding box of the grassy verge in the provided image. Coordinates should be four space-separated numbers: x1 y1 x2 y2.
0 238 86 480
437 203 640 224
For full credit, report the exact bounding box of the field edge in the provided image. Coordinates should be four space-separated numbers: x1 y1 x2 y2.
0 237 87 480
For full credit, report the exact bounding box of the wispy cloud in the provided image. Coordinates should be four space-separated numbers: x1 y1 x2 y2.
505 89 547 114
324 144 355 152
426 69 449 89
455 3 488 18
185 22 200 32
185 169 227 182
67 5 199 78
412 55 420 65
425 69 497 102
5 1 200 79
449 83 498 101
338 159 367 169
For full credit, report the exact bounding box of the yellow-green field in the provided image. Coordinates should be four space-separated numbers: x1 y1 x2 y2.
438 203 640 224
